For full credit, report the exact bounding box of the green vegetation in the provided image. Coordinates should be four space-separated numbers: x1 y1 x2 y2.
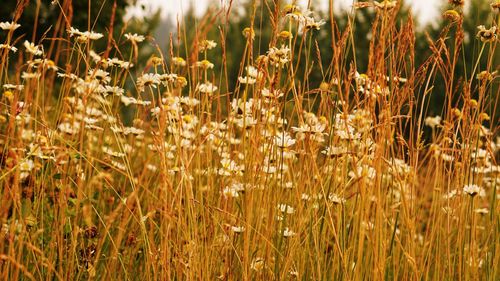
0 0 498 280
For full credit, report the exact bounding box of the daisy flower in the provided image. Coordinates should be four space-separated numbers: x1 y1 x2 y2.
0 21 20 31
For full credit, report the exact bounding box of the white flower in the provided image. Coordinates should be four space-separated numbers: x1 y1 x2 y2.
476 25 498 43
476 70 495 81
194 60 214 69
441 153 454 162
83 31 104 40
334 125 360 140
361 221 375 230
471 149 488 159
349 165 376 180
223 187 239 198
261 88 283 99
21 72 41 80
222 183 245 198
267 45 290 67
301 193 311 201
3 84 24 91
67 27 103 41
57 72 78 80
233 115 258 129
123 127 145 135
0 21 20 31
199 39 217 52
19 159 34 171
231 98 254 115
107 58 133 69
89 50 102 63
159 73 179 86
277 204 295 214
374 1 398 10
474 208 489 215
328 193 346 204
274 133 296 148
67 27 83 37
111 160 126 171
197 82 218 95
463 184 485 197
23 40 43 56
238 76 256 85
219 158 242 175
58 122 81 135
124 33 145 43
283 227 296 237
425 116 441 129
231 226 245 233
180 97 200 107
172 57 187 66
89 69 111 84
103 146 126 158
302 16 326 31
72 78 100 95
100 85 124 96
0 44 18 53
245 66 260 78
28 58 57 70
137 73 160 92
146 164 158 172
121 96 139 106
321 146 348 157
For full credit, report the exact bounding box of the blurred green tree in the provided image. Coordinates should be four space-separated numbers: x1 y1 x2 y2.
414 0 497 120
0 0 135 42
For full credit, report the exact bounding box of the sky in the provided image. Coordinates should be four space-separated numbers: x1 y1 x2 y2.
126 0 440 24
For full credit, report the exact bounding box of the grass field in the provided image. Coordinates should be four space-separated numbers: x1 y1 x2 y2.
0 1 499 280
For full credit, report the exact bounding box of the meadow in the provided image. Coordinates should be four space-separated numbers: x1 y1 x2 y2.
0 0 498 280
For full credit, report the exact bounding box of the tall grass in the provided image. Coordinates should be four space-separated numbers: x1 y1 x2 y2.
0 0 498 280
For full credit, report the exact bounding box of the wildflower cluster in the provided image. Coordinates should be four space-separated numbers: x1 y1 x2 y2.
0 2 498 280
